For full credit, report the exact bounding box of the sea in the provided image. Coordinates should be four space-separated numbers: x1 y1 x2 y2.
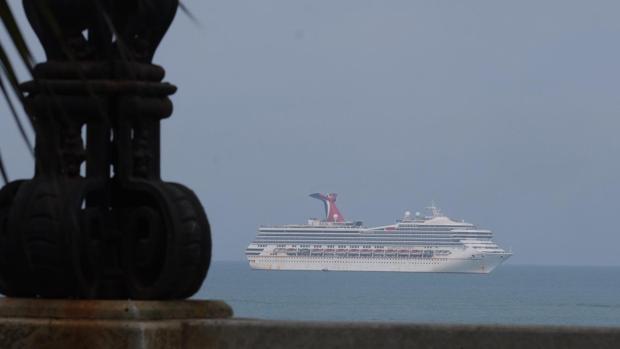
196 262 620 327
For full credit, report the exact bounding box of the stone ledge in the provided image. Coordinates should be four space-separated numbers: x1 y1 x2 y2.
0 301 618 348
0 298 232 321
188 319 620 349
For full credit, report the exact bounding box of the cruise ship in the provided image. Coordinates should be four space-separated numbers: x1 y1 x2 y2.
246 193 512 273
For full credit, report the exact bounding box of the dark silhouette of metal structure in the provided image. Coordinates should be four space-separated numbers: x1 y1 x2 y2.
0 0 211 299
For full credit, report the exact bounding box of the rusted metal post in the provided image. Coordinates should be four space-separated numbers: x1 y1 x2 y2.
0 0 211 299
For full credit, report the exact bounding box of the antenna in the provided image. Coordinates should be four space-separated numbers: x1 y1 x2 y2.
426 201 442 217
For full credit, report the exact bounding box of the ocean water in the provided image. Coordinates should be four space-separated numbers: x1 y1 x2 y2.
196 262 620 326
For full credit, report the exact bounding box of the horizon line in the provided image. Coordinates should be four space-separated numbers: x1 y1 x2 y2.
210 260 620 268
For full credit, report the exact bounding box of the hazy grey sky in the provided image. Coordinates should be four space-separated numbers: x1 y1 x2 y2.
2 1 620 265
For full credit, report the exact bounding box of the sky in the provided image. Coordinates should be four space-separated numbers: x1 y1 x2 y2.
1 0 620 266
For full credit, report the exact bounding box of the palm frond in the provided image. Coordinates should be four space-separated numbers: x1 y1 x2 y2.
0 73 32 154
0 0 33 69
179 2 201 27
0 148 8 184
0 0 35 183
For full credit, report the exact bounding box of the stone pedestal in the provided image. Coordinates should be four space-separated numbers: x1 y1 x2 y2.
0 298 232 349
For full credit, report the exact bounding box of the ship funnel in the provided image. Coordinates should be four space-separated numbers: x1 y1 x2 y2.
309 193 345 222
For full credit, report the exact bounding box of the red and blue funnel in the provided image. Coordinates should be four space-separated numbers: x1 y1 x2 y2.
309 193 345 222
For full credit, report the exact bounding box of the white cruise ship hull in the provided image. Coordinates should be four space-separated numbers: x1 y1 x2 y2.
248 196 512 274
248 253 511 274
